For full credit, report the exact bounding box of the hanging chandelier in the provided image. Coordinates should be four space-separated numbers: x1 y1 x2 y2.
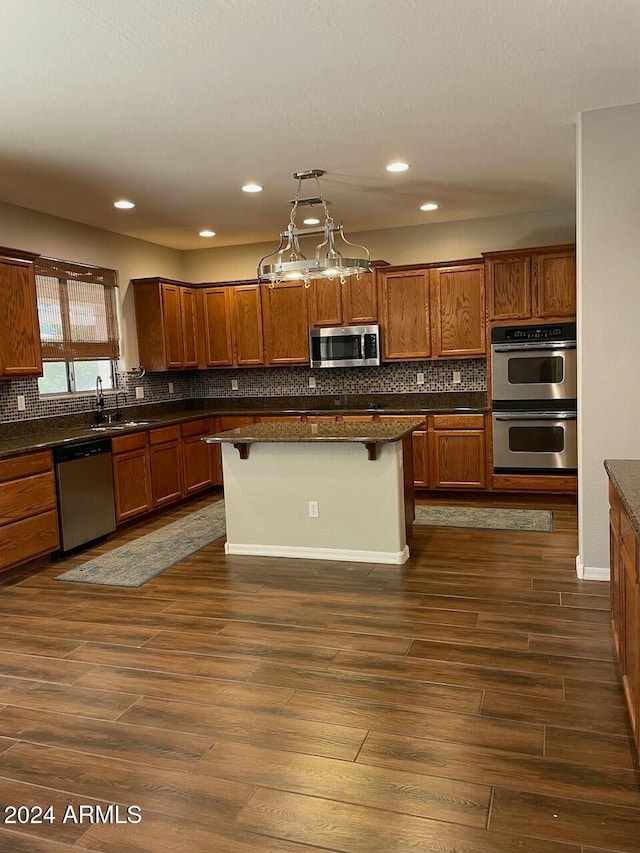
257 169 371 288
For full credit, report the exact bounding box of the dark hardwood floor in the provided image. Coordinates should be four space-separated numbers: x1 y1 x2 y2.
0 491 638 852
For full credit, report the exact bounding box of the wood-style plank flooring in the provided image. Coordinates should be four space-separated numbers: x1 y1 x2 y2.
0 490 638 852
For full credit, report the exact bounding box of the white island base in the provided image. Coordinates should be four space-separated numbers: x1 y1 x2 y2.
222 440 410 565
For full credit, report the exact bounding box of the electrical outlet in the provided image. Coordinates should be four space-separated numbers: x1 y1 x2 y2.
416 372 425 385
135 386 144 399
231 379 239 391
168 382 174 394
308 501 319 518
308 376 316 388
452 371 461 384
16 395 26 411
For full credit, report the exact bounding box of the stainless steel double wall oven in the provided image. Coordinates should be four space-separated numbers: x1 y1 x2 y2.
491 322 577 474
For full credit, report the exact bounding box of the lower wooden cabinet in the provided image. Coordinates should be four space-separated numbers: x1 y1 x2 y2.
149 426 183 508
429 414 487 490
112 433 153 524
608 480 640 754
181 418 213 495
0 450 58 572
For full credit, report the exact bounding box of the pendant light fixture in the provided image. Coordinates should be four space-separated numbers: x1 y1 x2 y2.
257 170 371 288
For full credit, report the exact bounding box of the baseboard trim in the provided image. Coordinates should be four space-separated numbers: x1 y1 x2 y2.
225 542 410 565
576 554 610 581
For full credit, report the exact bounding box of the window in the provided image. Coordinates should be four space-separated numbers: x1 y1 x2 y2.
34 257 120 395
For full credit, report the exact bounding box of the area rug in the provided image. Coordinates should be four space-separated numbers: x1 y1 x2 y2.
55 500 227 587
414 504 553 532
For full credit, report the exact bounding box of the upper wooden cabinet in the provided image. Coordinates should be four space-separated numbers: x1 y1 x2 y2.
132 278 199 371
262 281 310 365
379 269 431 360
201 281 265 367
308 266 383 327
0 247 43 379
484 245 576 323
430 263 486 358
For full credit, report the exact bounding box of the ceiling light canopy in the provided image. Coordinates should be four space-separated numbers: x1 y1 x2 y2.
242 183 263 193
257 169 371 288
198 229 216 237
420 202 439 211
114 199 135 209
386 161 410 173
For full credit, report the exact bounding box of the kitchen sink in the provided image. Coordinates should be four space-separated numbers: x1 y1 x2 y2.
89 420 152 432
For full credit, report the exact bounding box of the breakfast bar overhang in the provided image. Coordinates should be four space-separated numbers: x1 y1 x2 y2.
203 419 423 564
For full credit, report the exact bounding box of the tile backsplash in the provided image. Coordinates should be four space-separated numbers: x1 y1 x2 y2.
0 359 485 424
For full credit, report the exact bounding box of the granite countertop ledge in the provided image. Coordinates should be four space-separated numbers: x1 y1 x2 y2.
203 419 425 445
605 459 640 539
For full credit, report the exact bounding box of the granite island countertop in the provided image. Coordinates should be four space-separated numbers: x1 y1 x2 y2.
203 419 426 445
605 459 640 538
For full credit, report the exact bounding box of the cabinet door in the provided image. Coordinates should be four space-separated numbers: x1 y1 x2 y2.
202 288 233 366
180 287 199 368
150 439 184 508
210 417 223 486
487 256 531 321
621 540 639 742
160 284 185 368
342 271 378 325
610 509 623 658
430 430 487 489
412 430 430 487
230 284 265 366
534 251 576 318
262 281 310 365
308 278 343 327
113 449 153 523
181 419 213 495
0 257 43 377
431 265 486 358
380 270 431 360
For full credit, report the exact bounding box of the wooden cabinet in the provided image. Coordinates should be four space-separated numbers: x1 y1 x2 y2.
430 263 486 358
379 269 431 360
181 418 214 495
429 414 487 490
201 282 264 367
308 267 382 327
210 417 223 486
149 426 183 508
608 481 640 755
0 247 43 378
262 281 309 365
411 429 430 488
112 432 153 523
484 245 575 323
132 278 199 371
0 450 58 572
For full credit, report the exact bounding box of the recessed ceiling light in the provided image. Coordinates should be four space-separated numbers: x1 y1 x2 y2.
419 202 439 211
198 230 216 238
386 162 410 173
114 199 135 209
303 218 320 225
242 183 263 193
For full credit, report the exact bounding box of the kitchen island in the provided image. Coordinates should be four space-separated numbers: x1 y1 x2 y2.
204 419 424 564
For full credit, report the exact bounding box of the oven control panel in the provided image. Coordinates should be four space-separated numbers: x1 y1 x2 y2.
491 322 576 344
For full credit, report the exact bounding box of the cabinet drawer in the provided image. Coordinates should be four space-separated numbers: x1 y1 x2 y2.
432 414 484 430
0 472 56 527
0 509 59 571
112 432 149 454
218 416 255 431
0 450 53 483
620 508 638 576
180 418 213 438
149 425 180 445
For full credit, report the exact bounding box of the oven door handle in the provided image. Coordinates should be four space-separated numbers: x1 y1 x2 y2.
492 342 576 352
494 412 577 421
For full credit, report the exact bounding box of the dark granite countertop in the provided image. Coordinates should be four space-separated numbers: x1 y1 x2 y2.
0 391 487 460
203 419 425 445
605 460 640 538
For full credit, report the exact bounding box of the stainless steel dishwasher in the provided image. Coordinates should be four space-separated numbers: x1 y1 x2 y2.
54 438 116 553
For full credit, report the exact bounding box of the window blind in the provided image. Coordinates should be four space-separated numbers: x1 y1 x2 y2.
34 257 120 361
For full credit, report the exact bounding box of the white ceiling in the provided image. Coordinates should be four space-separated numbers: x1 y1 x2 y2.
1 0 639 250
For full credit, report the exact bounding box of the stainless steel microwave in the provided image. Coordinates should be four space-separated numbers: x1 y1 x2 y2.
309 325 381 368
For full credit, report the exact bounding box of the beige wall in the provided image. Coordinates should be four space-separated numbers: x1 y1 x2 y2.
183 207 576 282
577 102 640 578
0 199 183 368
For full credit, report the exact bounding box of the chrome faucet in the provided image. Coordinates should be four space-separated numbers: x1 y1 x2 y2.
113 390 127 422
94 376 106 424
